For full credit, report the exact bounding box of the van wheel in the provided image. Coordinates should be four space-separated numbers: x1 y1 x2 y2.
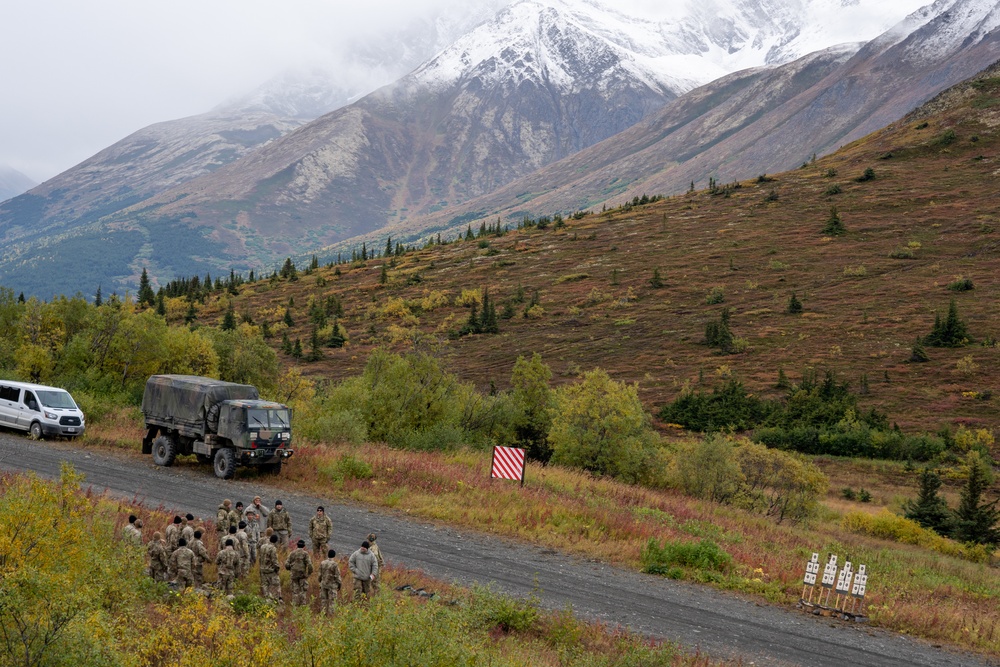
152 435 177 467
214 448 236 480
29 422 43 440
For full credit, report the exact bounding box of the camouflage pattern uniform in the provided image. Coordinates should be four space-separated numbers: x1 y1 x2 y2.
216 543 239 595
123 522 143 546
367 533 385 594
267 502 292 548
258 527 274 554
309 509 333 558
216 501 235 542
181 514 196 545
191 534 210 586
284 544 314 606
170 542 197 589
243 508 261 564
227 527 243 576
147 532 169 582
235 526 251 577
165 518 182 553
318 554 342 614
258 539 281 601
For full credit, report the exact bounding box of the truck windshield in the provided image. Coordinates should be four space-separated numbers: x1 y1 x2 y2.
247 409 290 429
36 390 77 409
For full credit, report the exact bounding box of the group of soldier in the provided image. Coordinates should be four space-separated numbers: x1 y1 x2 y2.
123 496 385 613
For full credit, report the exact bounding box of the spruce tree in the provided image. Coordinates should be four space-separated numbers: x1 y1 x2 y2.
903 468 953 537
823 206 846 236
184 300 197 324
649 268 664 288
94 285 103 307
925 299 970 347
283 308 294 327
137 268 155 307
379 265 388 285
787 292 803 314
155 290 166 317
481 288 499 334
952 454 1000 546
221 303 237 331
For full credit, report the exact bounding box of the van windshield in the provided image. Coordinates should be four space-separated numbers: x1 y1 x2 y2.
247 408 290 429
37 390 77 409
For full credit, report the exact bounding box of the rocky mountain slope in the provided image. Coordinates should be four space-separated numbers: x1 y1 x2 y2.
398 0 1000 235
0 0 938 296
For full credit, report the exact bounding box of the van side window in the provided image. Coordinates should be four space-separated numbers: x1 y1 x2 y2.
24 391 39 411
0 385 19 402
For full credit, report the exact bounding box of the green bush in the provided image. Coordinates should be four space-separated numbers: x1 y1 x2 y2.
468 587 539 633
641 538 732 574
319 454 374 482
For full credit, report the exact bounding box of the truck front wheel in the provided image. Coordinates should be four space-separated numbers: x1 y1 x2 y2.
151 435 177 467
213 448 236 480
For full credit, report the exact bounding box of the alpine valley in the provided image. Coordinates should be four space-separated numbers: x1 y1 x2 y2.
1 0 993 298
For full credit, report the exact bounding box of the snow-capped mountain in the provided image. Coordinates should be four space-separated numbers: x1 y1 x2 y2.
0 0 950 296
401 0 1000 232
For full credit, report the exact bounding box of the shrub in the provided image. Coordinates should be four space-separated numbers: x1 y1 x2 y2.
855 167 876 182
925 299 971 347
705 286 725 305
641 538 732 574
468 586 539 633
549 369 662 484
787 293 803 314
841 510 977 560
668 435 743 503
822 206 846 235
948 277 974 291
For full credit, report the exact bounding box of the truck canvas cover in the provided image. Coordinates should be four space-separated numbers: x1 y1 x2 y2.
142 375 259 432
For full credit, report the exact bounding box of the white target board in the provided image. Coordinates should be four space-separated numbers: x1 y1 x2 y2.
821 554 838 588
851 564 868 598
803 552 820 585
835 561 853 596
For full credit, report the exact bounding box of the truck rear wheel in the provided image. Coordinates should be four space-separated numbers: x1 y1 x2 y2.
151 435 177 467
213 448 236 480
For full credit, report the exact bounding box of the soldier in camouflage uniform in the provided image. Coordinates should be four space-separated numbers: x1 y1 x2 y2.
216 500 235 542
216 539 239 595
367 532 385 594
191 529 211 586
258 534 281 601
165 515 183 553
181 513 196 544
258 527 274 554
147 531 169 582
267 500 291 549
309 506 333 559
318 549 342 615
243 507 261 565
123 515 143 546
235 521 251 577
170 538 197 590
226 526 243 576
284 539 314 606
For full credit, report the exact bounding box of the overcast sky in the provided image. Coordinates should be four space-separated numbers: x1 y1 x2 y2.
1 0 929 184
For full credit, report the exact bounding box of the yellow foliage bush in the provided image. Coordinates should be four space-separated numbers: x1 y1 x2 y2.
840 510 987 562
953 425 995 452
457 288 483 307
417 289 452 312
373 297 419 325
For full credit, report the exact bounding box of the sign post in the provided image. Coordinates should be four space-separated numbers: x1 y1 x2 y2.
490 446 527 486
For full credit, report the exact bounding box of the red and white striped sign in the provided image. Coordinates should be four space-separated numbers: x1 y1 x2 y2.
491 446 526 483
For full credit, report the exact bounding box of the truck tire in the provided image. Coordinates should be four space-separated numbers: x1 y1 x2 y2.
151 435 177 467
29 421 43 440
214 448 236 480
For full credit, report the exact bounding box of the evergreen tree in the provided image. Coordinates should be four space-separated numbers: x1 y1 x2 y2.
280 258 298 281
155 290 166 317
328 320 346 348
306 328 323 361
787 292 803 314
292 338 303 359
309 255 319 271
221 303 237 331
385 237 393 257
903 468 953 537
649 268 664 289
283 308 294 327
94 285 103 307
705 308 735 353
184 300 197 324
925 298 970 347
379 265 388 285
463 301 480 335
909 338 930 362
952 453 1000 546
481 288 499 334
361 242 368 261
465 225 474 240
281 332 292 354
137 268 155 307
823 206 846 236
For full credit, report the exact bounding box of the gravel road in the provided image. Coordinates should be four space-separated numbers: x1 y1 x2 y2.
0 432 991 667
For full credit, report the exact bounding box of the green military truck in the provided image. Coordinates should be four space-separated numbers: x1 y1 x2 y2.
141 375 294 479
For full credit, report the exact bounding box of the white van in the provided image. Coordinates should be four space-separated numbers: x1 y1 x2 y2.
0 381 86 439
